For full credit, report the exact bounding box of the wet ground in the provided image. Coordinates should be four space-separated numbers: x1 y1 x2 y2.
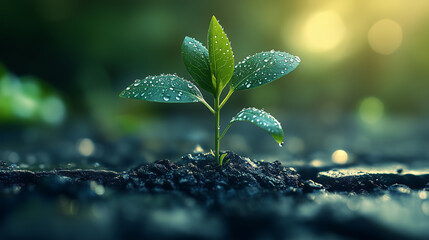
1 114 429 240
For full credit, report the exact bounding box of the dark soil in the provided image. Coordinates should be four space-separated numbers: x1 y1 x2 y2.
127 151 302 200
1 151 429 240
1 151 303 203
2 152 429 201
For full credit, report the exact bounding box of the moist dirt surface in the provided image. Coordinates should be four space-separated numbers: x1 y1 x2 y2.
1 151 429 240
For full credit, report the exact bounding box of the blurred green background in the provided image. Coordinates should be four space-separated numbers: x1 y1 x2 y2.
1 0 428 142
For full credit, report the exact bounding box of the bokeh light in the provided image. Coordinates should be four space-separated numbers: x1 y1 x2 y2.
368 19 403 55
302 10 346 52
39 96 66 125
332 149 348 164
0 66 66 125
310 159 323 167
77 138 95 157
359 97 384 124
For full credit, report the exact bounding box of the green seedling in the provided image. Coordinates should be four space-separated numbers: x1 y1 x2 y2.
120 16 300 165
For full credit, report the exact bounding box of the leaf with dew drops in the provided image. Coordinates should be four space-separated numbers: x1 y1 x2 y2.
119 74 204 103
230 107 284 145
182 36 215 94
208 16 234 93
230 50 300 91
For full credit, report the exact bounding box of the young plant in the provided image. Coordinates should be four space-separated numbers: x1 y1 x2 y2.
120 16 300 165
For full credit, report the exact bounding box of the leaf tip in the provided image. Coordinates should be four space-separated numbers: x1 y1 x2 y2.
183 36 191 42
274 135 285 146
118 90 126 98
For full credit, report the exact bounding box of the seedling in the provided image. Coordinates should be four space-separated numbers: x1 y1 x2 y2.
120 16 300 165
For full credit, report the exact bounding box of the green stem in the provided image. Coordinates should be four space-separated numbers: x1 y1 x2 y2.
219 87 234 109
200 98 215 114
214 95 220 164
219 122 232 140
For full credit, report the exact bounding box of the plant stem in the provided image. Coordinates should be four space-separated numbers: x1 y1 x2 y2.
200 98 215 114
214 94 220 164
219 87 234 109
219 122 232 140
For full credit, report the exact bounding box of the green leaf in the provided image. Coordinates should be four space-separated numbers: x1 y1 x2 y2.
182 36 215 94
219 152 228 166
230 50 300 91
230 107 284 145
119 74 204 103
208 16 234 92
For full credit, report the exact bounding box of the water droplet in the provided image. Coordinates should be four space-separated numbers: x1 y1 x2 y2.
187 84 193 89
246 83 251 88
163 96 170 101
295 56 301 63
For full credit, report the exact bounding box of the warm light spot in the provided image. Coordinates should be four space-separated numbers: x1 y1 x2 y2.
359 97 384 124
193 144 204 153
310 159 323 167
302 10 346 52
419 191 427 200
368 19 402 55
381 194 391 201
77 138 95 157
332 149 348 164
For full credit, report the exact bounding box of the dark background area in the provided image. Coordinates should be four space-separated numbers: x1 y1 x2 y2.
1 0 428 162
1 2 429 240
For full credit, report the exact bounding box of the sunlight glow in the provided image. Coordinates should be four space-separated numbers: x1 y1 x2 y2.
302 10 346 52
368 19 403 55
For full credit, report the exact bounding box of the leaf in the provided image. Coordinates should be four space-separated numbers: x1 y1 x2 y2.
208 16 234 92
230 50 300 91
219 152 228 166
119 74 204 103
230 107 284 145
182 36 215 94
